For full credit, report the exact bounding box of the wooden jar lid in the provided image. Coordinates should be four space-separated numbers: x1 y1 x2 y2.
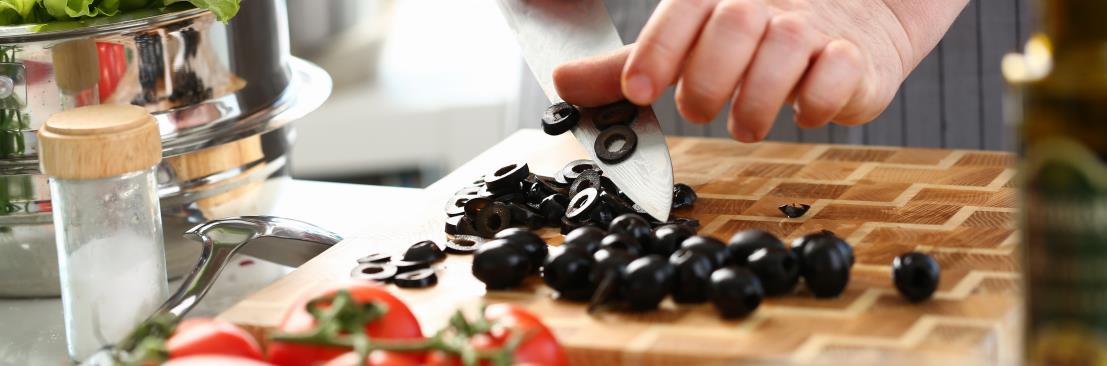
38 105 162 180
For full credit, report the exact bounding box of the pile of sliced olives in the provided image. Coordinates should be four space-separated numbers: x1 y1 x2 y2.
350 240 447 288
541 101 643 164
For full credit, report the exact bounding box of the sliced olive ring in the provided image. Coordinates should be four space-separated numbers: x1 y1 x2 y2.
350 263 398 282
394 268 439 288
445 194 474 217
445 215 464 236
485 162 531 193
542 102 581 136
566 187 600 221
391 258 433 273
561 159 599 182
594 101 639 130
357 252 392 264
446 235 485 254
595 125 638 164
464 197 493 219
456 216 480 236
569 169 603 199
779 203 812 218
475 202 513 238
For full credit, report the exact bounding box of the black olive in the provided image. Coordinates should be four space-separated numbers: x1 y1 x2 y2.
357 252 391 264
445 215 464 236
589 204 617 228
490 191 527 205
506 203 545 230
595 125 638 164
390 258 432 274
594 100 638 130
560 159 600 183
652 224 693 257
402 240 446 263
892 252 940 303
472 239 532 290
621 256 675 311
727 229 785 266
495 228 548 271
665 217 701 232
542 247 596 301
799 242 851 298
542 102 581 136
778 203 812 218
446 235 484 254
565 187 600 222
746 247 800 296
445 194 472 217
669 248 715 304
563 226 606 254
590 247 634 286
609 213 655 253
350 263 398 282
456 217 480 236
394 268 438 288
464 197 493 220
672 183 698 209
792 230 855 269
538 194 568 226
474 202 512 238
524 180 555 204
681 236 731 268
710 266 764 319
598 191 637 216
485 162 530 194
600 232 644 258
569 169 603 199
560 216 581 235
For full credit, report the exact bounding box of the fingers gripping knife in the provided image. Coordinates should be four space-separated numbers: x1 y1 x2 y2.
81 216 342 365
495 0 675 221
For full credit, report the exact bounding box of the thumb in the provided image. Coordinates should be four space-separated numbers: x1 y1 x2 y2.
552 44 634 107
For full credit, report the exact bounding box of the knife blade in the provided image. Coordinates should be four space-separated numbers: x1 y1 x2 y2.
495 0 674 221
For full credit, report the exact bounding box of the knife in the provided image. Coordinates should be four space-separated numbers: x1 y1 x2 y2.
495 0 674 221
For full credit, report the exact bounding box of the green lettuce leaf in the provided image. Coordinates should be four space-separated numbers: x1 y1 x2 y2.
162 0 236 22
0 0 37 25
43 0 119 19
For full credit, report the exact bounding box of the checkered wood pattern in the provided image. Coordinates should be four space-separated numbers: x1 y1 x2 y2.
222 133 1022 366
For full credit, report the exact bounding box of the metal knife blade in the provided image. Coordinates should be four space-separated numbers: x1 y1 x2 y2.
495 0 674 221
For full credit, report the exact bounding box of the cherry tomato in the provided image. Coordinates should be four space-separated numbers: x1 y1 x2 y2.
267 283 424 366
163 355 274 366
425 305 566 366
321 351 421 366
167 318 264 360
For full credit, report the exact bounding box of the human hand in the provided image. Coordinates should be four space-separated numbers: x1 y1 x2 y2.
553 0 963 142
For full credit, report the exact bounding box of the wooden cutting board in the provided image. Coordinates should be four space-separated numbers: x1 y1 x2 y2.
221 130 1021 365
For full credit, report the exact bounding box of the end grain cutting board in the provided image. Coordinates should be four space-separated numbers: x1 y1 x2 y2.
221 130 1021 366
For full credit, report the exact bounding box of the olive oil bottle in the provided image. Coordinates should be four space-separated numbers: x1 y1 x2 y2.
1016 1 1107 364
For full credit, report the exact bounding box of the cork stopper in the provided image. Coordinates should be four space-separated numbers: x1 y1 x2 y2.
38 105 162 180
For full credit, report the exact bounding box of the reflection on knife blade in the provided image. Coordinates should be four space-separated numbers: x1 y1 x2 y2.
495 0 674 220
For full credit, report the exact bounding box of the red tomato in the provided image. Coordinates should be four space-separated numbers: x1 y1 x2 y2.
267 283 424 366
163 355 274 366
167 318 264 360
321 351 421 366
425 305 566 366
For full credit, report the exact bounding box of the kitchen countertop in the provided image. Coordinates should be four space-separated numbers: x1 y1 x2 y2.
0 180 423 366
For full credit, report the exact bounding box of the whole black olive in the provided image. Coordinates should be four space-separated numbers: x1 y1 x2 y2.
563 226 606 254
485 162 530 194
600 232 644 258
800 242 851 298
538 194 569 226
472 239 532 290
609 214 654 253
542 102 581 136
652 224 694 257
792 230 855 268
594 125 638 164
560 159 599 183
778 203 812 218
621 256 675 311
402 240 447 263
710 266 764 319
727 229 785 266
495 228 548 271
594 100 638 130
565 188 600 222
681 236 731 268
669 248 715 304
672 183 698 209
590 247 634 286
474 202 512 238
746 247 800 296
892 252 940 303
589 204 617 228
542 247 596 301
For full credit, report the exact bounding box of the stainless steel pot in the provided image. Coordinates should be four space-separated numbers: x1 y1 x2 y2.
0 0 332 297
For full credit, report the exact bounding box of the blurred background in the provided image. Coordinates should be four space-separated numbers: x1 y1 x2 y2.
285 0 1032 188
